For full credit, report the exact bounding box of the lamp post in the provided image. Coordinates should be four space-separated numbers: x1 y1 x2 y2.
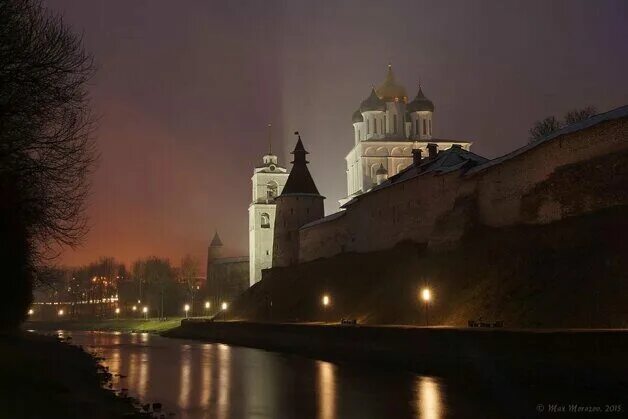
28 309 34 316
221 302 228 321
184 304 190 319
322 294 330 324
115 307 120 318
58 309 64 317
204 301 210 317
421 288 431 326
142 306 148 320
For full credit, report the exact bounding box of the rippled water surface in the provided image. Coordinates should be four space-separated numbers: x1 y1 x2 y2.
63 331 506 419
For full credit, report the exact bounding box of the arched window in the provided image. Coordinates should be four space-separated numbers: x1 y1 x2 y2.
261 213 270 228
266 181 278 200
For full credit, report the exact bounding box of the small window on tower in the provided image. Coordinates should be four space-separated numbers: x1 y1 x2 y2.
261 213 270 228
374 118 378 134
429 119 432 135
393 114 397 134
266 181 278 200
423 119 427 135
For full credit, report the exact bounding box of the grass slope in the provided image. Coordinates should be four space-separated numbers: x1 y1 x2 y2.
227 207 628 328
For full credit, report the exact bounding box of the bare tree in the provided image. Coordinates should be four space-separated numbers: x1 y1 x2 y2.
180 254 200 314
0 0 96 328
564 106 597 126
529 116 562 143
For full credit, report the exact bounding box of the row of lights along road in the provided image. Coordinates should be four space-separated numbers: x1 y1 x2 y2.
30 291 431 324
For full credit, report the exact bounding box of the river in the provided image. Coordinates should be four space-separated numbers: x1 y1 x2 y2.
64 330 508 418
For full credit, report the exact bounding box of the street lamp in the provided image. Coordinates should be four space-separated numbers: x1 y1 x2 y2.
58 309 64 317
28 309 34 316
142 306 148 320
221 302 228 311
184 304 190 318
322 294 330 323
132 305 137 312
115 307 120 318
421 288 431 326
204 301 210 316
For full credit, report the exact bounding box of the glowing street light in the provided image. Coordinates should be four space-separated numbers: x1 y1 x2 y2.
132 305 137 312
115 307 120 318
58 309 64 317
142 306 148 320
28 309 34 315
221 302 228 311
421 287 431 326
322 294 330 324
204 301 210 316
184 304 190 318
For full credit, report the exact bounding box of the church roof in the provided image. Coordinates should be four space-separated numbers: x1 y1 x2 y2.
341 145 488 208
352 108 364 123
407 86 434 113
359 88 386 112
375 64 407 102
210 231 223 247
281 133 321 196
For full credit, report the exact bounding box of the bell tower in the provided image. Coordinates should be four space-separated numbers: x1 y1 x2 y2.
248 125 289 286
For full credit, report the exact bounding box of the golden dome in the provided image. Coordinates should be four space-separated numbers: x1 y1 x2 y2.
375 64 407 103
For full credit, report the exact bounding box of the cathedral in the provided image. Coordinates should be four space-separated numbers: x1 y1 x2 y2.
248 64 472 278
342 64 470 204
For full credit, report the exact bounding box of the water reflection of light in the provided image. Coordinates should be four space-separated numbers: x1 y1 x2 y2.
416 376 443 419
179 344 192 409
317 361 336 419
200 344 212 408
138 350 149 399
128 352 138 393
217 344 231 419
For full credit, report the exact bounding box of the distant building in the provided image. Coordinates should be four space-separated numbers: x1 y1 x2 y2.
206 231 249 307
248 128 289 285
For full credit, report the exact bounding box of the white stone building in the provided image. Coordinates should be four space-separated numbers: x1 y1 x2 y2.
341 65 472 205
248 142 289 286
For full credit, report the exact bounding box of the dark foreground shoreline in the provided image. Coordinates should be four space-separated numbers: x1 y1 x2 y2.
166 321 628 400
0 331 145 418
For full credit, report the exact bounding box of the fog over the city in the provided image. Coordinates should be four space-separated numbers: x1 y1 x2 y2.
47 0 628 270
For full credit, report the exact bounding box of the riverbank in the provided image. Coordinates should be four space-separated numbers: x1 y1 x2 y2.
166 320 628 393
24 317 184 333
0 331 145 418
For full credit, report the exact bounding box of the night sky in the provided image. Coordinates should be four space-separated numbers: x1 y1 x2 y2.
46 0 628 271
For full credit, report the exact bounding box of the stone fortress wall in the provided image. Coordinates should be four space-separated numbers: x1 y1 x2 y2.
298 107 628 263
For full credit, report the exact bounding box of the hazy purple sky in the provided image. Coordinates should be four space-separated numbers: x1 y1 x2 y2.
46 0 628 270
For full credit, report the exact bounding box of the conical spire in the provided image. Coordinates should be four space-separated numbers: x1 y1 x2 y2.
281 132 320 195
408 84 434 112
267 123 272 155
359 88 386 112
210 230 223 247
375 63 407 102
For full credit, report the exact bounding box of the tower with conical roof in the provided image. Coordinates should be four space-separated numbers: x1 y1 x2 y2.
207 230 224 276
272 132 325 267
249 124 289 286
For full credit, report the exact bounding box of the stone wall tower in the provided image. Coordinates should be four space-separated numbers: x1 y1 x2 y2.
206 231 223 274
272 133 325 267
248 125 289 286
